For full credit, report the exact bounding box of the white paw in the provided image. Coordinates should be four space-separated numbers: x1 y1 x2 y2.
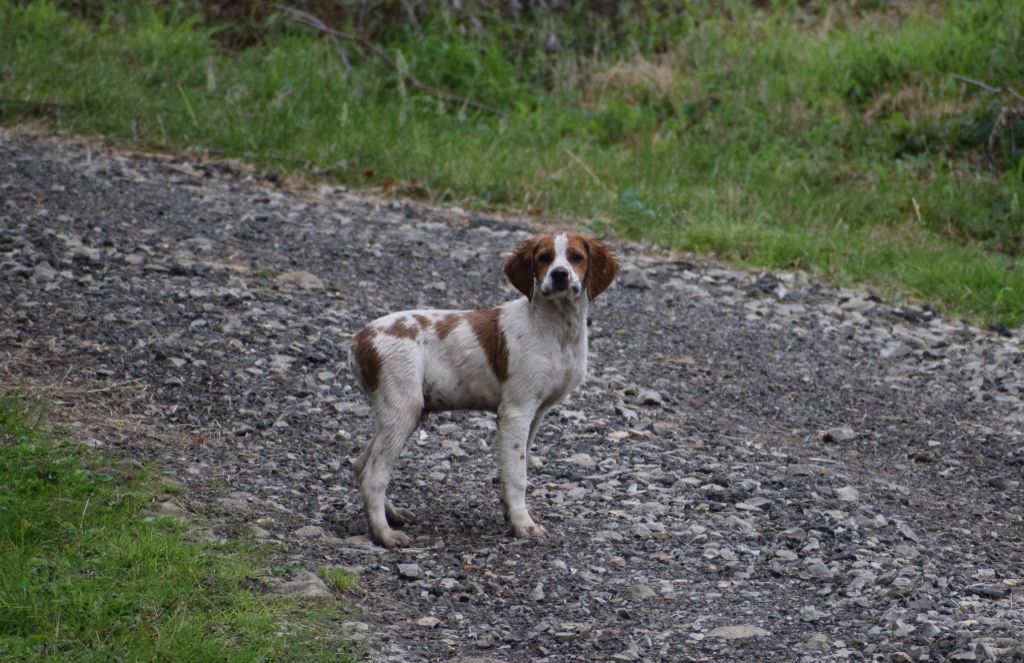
510 516 549 540
371 526 412 549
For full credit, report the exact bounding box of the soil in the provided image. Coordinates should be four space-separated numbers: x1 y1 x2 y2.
2 127 1023 662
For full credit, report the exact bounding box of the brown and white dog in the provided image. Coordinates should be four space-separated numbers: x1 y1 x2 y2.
348 232 619 548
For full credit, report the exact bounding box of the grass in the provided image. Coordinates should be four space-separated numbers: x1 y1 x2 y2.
0 395 360 662
1 0 1023 325
319 567 360 593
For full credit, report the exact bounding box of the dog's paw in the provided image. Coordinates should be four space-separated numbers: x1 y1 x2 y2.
385 501 415 529
510 518 549 541
371 527 412 549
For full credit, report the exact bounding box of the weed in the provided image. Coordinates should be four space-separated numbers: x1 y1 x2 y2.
249 265 277 279
319 566 360 592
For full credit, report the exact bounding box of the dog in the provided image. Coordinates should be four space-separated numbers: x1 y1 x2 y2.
348 232 619 548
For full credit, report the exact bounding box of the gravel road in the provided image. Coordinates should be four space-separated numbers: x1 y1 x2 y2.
2 127 1023 662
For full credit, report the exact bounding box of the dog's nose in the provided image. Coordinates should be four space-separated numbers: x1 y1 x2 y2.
550 267 570 288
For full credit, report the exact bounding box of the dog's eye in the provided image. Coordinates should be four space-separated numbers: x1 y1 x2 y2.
538 253 553 264
569 252 584 263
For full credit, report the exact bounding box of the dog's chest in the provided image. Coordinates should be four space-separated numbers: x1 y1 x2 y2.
533 327 587 407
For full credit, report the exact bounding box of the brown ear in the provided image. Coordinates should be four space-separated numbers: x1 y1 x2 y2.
586 237 619 300
504 238 536 298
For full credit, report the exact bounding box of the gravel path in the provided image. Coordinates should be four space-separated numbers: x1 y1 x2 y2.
2 127 1023 662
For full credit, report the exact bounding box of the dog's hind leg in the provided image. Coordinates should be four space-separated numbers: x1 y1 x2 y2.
385 500 414 528
352 447 414 529
356 400 420 548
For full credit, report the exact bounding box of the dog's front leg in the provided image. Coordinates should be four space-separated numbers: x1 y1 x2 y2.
496 403 548 540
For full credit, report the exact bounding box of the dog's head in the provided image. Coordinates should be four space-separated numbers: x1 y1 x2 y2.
504 232 619 301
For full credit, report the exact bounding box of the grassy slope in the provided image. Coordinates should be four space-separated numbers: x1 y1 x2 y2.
0 396 359 662
1 1 1022 325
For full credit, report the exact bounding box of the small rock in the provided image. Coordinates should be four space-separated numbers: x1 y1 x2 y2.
165 357 187 369
216 491 255 512
152 500 190 521
897 523 921 543
269 354 295 372
293 525 326 539
32 261 56 282
780 526 807 541
806 561 833 581
891 620 916 637
913 449 938 463
880 341 912 359
397 563 423 580
249 524 271 538
799 605 827 622
615 405 639 421
973 584 1009 599
637 389 663 406
987 476 1012 491
805 633 831 652
276 270 325 290
834 485 860 502
620 266 651 289
275 571 332 599
411 616 440 627
706 624 771 639
822 427 856 443
341 621 370 634
623 583 657 601
737 496 770 511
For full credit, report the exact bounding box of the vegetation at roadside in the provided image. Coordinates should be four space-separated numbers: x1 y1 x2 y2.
0 395 360 662
1 0 1022 325
319 566 360 592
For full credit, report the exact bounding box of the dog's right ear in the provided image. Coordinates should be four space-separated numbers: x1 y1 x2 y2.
504 238 536 299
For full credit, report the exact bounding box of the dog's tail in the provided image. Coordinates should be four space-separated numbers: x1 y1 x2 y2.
346 331 364 392
347 328 377 395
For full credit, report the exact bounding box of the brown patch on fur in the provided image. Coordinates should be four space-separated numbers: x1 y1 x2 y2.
583 236 619 299
504 236 539 298
465 308 509 382
353 328 381 391
412 314 430 328
384 317 419 340
565 233 591 282
434 313 461 340
505 234 557 299
530 234 557 287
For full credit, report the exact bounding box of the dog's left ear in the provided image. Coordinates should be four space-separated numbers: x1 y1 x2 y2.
504 238 536 299
585 237 619 300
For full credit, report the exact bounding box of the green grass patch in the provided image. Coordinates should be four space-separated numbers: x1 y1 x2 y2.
1 0 1022 325
318 566 360 593
0 395 360 662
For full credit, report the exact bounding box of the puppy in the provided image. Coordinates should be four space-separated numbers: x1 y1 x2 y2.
349 232 618 548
